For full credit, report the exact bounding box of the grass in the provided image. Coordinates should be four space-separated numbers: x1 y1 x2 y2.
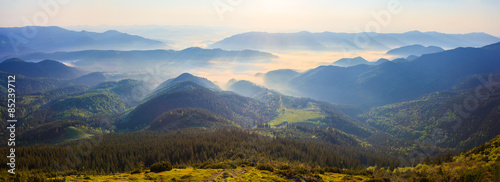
222 167 287 181
59 167 220 181
53 166 371 181
63 126 88 139
319 172 370 182
44 126 93 144
270 108 325 126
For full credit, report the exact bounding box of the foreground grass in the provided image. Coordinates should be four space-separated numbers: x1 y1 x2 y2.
60 167 218 181
47 166 370 182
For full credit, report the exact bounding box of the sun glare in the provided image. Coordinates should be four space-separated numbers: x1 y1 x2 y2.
257 0 302 13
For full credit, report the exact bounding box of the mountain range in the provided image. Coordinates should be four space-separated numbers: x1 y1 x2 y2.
226 80 279 98
0 26 167 57
9 65 497 157
331 56 390 67
4 69 374 140
155 73 221 91
0 60 137 94
264 42 500 109
2 55 500 180
64 25 240 49
0 58 85 79
386 44 445 57
2 48 277 73
332 57 370 67
209 31 500 52
1 26 500 181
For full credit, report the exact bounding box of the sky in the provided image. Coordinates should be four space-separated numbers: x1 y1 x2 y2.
1 0 500 36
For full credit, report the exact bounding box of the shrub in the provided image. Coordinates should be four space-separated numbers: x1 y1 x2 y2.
222 172 231 178
173 164 188 169
203 163 230 169
318 169 325 174
459 168 484 182
365 178 387 182
276 170 294 178
130 168 142 174
323 166 342 173
279 165 291 170
238 160 256 167
144 174 156 180
257 163 274 172
235 153 245 159
295 167 309 174
150 161 173 173
197 162 237 169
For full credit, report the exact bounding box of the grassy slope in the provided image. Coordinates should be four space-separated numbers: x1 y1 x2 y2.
269 108 325 126
61 126 92 142
19 120 100 144
388 134 500 181
47 133 500 182
416 135 500 181
54 166 370 182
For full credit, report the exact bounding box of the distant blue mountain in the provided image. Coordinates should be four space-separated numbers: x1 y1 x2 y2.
0 26 167 57
3 48 278 72
69 72 108 87
374 58 390 65
386 44 445 57
227 80 279 98
391 58 408 63
332 57 392 67
264 42 500 109
405 55 419 61
263 69 300 91
333 57 369 67
210 31 500 52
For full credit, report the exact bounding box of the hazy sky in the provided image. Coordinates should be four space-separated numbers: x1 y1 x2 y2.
1 0 500 36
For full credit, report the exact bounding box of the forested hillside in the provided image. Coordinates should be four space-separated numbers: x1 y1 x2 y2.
361 75 500 150
0 54 499 181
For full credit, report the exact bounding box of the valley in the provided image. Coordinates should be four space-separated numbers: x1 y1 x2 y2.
0 23 499 181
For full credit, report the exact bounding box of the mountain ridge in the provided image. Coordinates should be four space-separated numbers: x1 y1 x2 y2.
155 73 221 91
0 26 167 57
210 31 500 52
332 57 369 67
3 48 278 72
386 44 445 57
0 58 85 79
264 41 500 108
